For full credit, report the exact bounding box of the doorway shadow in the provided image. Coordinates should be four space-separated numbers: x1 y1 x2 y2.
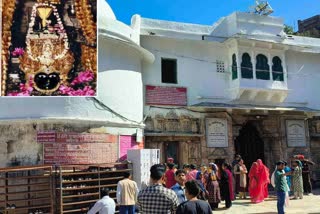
235 121 265 171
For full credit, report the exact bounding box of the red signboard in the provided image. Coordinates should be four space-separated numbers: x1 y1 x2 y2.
146 85 187 106
56 132 118 143
37 132 118 144
43 141 118 165
40 132 119 164
37 131 56 143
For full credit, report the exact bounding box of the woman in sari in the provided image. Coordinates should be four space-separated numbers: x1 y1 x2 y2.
238 159 248 199
221 163 233 208
249 162 264 203
256 159 270 199
205 164 221 210
292 160 304 199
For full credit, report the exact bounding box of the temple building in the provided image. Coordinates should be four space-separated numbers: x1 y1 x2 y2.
135 11 320 179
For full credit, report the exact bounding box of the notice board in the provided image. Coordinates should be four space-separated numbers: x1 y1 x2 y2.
41 132 119 164
146 85 187 106
206 118 228 147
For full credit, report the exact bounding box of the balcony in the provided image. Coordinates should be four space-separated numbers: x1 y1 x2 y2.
229 67 288 103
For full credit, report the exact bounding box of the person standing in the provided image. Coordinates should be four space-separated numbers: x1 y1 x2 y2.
248 162 264 203
257 159 270 199
186 164 198 181
206 163 221 210
274 161 291 214
221 162 232 208
137 164 179 213
176 180 212 214
233 160 241 197
283 161 292 195
292 160 304 199
232 154 241 197
165 163 177 188
232 154 241 167
238 159 248 199
88 188 116 214
116 172 139 214
171 169 187 204
301 160 313 195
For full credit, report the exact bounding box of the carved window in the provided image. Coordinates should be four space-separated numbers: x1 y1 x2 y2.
272 56 284 81
232 54 238 80
241 53 253 79
256 54 270 80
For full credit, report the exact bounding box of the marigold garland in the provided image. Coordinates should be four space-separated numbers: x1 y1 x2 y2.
74 0 96 45
1 0 16 96
81 44 97 75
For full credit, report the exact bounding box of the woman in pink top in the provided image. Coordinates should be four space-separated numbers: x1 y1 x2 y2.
165 163 176 188
187 164 199 181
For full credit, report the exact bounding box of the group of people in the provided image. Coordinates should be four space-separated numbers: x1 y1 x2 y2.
87 155 314 214
164 161 234 211
273 155 315 214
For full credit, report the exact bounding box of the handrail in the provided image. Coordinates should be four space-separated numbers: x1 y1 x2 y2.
0 165 52 172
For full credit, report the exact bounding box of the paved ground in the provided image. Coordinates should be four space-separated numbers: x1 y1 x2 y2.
213 189 320 214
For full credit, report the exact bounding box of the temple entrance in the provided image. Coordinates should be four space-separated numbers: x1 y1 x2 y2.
235 121 264 169
164 141 179 165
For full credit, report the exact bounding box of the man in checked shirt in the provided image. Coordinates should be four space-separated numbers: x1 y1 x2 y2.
137 164 179 213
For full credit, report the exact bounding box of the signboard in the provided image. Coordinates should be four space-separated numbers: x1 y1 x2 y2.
42 132 119 164
44 142 118 164
119 135 144 161
37 131 56 143
206 118 228 147
286 120 307 147
56 132 117 143
37 131 117 143
146 85 187 106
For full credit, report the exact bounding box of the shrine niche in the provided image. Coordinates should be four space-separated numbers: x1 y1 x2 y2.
1 0 97 96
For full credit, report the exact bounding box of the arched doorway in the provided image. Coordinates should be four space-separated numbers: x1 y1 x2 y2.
235 122 265 169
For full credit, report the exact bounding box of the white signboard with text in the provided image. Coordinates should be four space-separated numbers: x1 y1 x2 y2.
286 120 307 147
206 118 228 147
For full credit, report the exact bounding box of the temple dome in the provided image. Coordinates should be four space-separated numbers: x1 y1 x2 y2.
98 0 116 21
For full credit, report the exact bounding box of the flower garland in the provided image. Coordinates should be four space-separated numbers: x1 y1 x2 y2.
59 70 96 96
12 47 25 57
7 70 96 96
26 2 69 62
7 77 34 96
75 0 96 45
1 0 17 95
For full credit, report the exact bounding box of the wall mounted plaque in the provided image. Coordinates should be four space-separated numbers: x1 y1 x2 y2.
206 118 228 147
286 120 307 147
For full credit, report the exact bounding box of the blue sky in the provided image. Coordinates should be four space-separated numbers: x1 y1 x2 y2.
107 0 319 30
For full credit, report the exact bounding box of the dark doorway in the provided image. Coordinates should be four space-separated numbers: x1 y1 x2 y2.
164 142 179 165
235 122 264 169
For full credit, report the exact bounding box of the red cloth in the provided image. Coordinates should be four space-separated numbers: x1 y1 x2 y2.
165 169 176 188
257 159 270 199
225 169 235 201
248 162 264 203
186 169 198 181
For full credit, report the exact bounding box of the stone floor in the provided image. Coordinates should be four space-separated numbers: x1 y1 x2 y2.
214 189 320 214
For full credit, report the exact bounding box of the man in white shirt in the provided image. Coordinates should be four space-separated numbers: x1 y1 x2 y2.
88 188 116 214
